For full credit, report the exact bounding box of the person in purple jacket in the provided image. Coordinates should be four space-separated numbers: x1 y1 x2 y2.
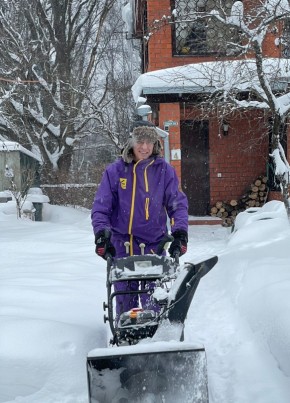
91 122 188 318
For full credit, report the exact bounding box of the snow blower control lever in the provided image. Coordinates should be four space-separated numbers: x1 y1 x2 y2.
156 234 174 255
101 229 113 261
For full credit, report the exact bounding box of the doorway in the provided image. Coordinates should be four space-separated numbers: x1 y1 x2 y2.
180 120 210 216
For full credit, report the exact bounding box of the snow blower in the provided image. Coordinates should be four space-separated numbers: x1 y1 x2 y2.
87 252 218 403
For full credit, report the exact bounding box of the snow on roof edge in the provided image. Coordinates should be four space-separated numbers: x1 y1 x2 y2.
0 141 42 162
131 57 290 102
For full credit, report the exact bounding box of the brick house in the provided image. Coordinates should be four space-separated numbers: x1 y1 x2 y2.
129 0 290 216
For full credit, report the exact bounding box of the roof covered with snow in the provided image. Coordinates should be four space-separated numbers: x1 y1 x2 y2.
132 58 290 102
0 141 42 162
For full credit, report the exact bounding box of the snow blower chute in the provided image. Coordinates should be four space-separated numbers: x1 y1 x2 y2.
87 253 218 403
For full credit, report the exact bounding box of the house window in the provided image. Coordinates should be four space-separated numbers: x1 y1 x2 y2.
171 0 242 57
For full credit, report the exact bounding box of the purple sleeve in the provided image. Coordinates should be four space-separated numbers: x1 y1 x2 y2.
164 164 188 233
91 167 117 235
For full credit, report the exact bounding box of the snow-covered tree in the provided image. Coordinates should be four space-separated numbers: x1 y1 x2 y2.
0 0 136 183
6 165 37 218
68 0 141 186
161 0 290 206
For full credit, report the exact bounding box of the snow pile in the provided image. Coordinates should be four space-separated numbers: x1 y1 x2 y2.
228 200 289 245
26 187 50 203
1 201 290 402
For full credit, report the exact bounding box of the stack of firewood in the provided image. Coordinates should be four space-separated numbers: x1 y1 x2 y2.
210 176 269 227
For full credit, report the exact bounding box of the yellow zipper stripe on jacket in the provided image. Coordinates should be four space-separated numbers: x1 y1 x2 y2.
144 160 154 220
128 159 154 255
128 160 140 236
129 234 134 256
145 198 150 220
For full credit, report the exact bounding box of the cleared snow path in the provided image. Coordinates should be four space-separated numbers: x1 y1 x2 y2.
1 203 290 403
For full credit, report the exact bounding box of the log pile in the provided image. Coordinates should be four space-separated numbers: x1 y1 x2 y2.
210 176 269 227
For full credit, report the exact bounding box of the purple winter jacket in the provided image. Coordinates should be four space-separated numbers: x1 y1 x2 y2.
91 156 188 257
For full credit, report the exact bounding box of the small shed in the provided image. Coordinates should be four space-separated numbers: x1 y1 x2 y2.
0 141 41 193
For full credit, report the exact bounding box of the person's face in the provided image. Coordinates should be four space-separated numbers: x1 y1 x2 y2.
132 140 154 161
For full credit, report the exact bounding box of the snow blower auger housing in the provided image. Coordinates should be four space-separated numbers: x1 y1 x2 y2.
105 254 177 346
87 254 218 403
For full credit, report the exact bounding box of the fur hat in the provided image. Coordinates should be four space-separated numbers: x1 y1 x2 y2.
122 125 162 163
131 126 159 144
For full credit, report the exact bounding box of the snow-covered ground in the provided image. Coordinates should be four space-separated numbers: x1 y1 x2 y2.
1 201 290 403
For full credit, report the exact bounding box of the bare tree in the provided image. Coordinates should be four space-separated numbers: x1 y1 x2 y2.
145 1 290 206
206 0 290 205
0 0 122 183
6 166 37 218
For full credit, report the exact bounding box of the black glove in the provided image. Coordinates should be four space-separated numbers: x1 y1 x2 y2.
168 230 188 258
95 229 116 260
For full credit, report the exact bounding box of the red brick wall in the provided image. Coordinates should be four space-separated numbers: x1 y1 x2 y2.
146 1 277 210
209 112 269 205
160 103 269 205
146 0 232 70
159 103 181 178
146 0 280 71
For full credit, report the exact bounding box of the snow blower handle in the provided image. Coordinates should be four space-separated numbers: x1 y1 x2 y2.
102 229 114 266
106 253 113 266
105 254 113 286
156 234 174 255
173 251 180 265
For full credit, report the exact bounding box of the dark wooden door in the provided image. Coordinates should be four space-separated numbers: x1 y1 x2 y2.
181 120 210 216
